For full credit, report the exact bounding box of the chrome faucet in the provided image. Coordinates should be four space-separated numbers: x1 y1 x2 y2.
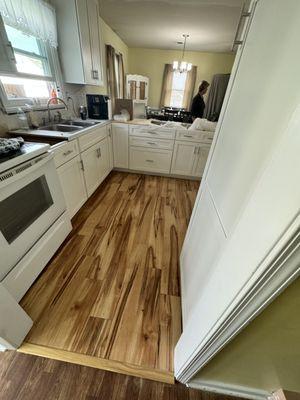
47 97 68 123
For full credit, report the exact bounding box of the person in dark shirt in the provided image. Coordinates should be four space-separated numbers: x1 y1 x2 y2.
190 80 210 120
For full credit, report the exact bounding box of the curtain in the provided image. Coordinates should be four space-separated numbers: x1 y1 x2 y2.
0 0 57 47
182 66 197 110
106 45 117 110
116 52 125 99
106 45 125 112
204 73 230 121
160 64 173 108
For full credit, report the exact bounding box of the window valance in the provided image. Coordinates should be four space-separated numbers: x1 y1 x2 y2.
0 0 57 47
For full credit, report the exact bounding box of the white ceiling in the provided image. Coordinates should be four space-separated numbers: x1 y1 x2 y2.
99 0 245 53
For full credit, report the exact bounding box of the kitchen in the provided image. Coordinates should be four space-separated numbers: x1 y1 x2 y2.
1 0 300 399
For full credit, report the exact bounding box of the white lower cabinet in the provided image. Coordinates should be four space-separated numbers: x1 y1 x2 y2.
171 141 210 178
112 123 129 168
130 147 173 174
98 137 110 181
57 155 87 218
107 124 114 170
193 145 210 178
81 137 110 197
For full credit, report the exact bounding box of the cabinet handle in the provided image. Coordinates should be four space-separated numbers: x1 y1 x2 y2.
98 148 101 157
194 147 198 154
80 160 84 171
150 132 158 135
63 150 73 156
146 159 154 163
92 69 99 80
147 142 157 145
184 135 193 138
231 5 253 50
7 42 16 63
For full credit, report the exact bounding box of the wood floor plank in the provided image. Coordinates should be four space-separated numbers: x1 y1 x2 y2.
20 172 199 381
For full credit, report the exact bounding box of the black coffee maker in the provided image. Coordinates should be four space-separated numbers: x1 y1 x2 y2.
86 94 112 120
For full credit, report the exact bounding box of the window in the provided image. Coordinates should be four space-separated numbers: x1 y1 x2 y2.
169 71 187 108
160 64 197 110
0 7 61 112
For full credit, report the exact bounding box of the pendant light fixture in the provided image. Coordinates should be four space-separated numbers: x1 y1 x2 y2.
173 34 192 73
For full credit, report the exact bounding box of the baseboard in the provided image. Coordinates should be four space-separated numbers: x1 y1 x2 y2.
113 167 201 181
18 342 174 385
187 379 271 400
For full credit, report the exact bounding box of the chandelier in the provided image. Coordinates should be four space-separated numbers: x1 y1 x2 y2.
173 34 192 73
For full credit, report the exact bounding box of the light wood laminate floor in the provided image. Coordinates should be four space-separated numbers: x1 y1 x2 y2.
20 172 199 383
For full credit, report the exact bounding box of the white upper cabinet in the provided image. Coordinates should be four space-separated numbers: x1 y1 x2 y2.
52 0 104 86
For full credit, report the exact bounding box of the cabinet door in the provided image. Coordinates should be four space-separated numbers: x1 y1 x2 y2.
76 0 93 85
112 124 129 168
107 125 114 170
193 145 210 178
87 0 103 85
171 141 197 176
81 143 100 197
97 137 110 183
57 155 87 218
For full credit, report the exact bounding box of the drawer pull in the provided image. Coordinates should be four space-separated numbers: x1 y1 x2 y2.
146 159 154 163
150 132 158 135
147 142 157 145
184 135 193 138
63 150 73 156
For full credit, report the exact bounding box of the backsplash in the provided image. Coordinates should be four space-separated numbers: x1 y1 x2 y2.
0 83 107 138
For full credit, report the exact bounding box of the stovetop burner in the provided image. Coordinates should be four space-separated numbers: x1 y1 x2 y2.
0 141 50 173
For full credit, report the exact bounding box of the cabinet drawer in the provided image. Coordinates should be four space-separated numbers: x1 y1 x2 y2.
78 125 108 151
130 126 176 139
176 130 214 144
129 147 172 174
129 136 174 150
53 140 79 168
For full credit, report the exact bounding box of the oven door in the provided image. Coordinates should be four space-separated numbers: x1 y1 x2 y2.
0 152 66 279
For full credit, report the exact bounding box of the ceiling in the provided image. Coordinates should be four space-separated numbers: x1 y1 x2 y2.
99 0 245 53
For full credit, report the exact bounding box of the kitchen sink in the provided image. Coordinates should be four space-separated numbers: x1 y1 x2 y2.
38 124 83 132
61 120 99 127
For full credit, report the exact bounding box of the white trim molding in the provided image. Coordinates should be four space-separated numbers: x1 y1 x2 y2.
188 379 271 400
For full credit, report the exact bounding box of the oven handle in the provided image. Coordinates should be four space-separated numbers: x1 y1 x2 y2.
0 152 54 189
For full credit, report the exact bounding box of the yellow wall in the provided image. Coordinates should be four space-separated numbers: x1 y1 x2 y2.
193 276 300 393
128 48 235 108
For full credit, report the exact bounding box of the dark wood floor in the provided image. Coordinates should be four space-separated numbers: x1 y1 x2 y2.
19 172 200 383
0 351 240 400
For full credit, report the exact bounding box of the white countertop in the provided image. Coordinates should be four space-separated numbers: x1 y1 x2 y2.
10 119 111 142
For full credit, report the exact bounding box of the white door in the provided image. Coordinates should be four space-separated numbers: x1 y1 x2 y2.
81 142 100 197
57 155 87 218
175 0 300 382
193 145 210 178
171 141 197 176
112 124 129 168
97 137 110 182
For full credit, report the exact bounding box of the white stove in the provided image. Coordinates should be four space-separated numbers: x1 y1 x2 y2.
0 142 50 174
0 141 72 303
